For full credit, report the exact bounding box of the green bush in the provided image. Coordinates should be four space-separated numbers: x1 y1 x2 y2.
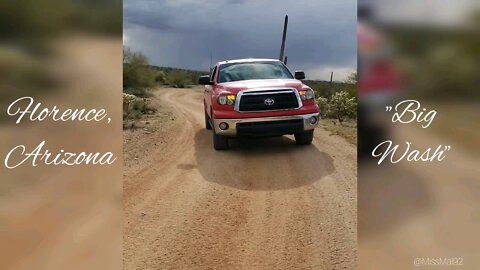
124 87 151 98
329 91 357 123
123 47 157 88
132 98 147 113
166 70 191 88
316 96 329 118
315 74 357 123
155 71 166 84
123 93 155 121
316 91 357 122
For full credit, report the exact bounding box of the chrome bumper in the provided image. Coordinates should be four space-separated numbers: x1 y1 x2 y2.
213 113 320 136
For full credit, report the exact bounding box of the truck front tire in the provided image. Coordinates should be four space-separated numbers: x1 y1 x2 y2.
205 110 212 130
213 132 229 150
294 130 314 145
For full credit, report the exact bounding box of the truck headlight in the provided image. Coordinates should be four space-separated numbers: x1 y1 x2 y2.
218 95 236 105
306 89 315 99
299 89 315 100
217 96 227 105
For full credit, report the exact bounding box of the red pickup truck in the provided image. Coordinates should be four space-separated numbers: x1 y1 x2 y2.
199 59 320 150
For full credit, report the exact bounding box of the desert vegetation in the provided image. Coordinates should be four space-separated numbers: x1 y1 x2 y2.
305 72 357 144
122 48 157 128
306 72 357 124
123 47 208 91
122 47 210 128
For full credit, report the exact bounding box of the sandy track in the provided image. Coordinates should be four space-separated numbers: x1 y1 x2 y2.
124 87 357 269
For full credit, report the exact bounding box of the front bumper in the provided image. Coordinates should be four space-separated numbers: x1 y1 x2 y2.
213 113 320 136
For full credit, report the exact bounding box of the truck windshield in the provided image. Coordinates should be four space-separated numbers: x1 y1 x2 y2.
217 62 293 83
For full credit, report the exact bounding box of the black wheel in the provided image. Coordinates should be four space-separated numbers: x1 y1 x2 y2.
205 110 212 130
294 130 314 145
213 132 229 150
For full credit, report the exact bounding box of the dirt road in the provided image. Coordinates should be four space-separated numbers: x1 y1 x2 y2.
124 87 357 269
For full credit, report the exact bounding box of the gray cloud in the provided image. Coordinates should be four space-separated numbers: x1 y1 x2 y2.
124 0 357 81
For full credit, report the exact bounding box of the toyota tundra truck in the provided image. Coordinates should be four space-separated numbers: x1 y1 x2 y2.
199 58 320 150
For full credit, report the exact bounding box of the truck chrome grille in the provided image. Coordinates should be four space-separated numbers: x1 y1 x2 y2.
236 89 301 112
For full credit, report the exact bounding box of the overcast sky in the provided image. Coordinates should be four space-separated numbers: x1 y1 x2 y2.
124 0 357 81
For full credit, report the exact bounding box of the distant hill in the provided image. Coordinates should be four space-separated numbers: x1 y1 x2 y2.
148 65 209 74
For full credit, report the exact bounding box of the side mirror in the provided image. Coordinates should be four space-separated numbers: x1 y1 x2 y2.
294 71 306 80
198 75 213 85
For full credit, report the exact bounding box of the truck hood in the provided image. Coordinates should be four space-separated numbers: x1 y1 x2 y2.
217 79 306 94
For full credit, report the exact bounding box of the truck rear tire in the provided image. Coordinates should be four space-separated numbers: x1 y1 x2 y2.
205 110 212 130
294 130 314 145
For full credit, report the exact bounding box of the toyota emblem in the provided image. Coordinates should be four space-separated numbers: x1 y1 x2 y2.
264 98 275 106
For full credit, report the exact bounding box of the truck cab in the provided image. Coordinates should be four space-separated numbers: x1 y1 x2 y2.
199 58 320 150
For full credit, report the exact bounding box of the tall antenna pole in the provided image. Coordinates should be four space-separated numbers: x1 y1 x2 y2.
279 15 288 62
210 50 213 73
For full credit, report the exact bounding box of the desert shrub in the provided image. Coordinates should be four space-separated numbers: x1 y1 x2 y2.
166 70 191 88
123 93 136 119
305 81 356 100
123 93 156 123
124 87 151 98
155 71 166 84
123 47 157 88
316 96 329 118
132 98 147 113
329 91 357 123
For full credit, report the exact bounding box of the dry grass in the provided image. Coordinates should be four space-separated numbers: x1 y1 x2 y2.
319 119 357 145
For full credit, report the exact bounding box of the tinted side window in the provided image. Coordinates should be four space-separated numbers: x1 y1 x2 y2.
210 66 217 82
